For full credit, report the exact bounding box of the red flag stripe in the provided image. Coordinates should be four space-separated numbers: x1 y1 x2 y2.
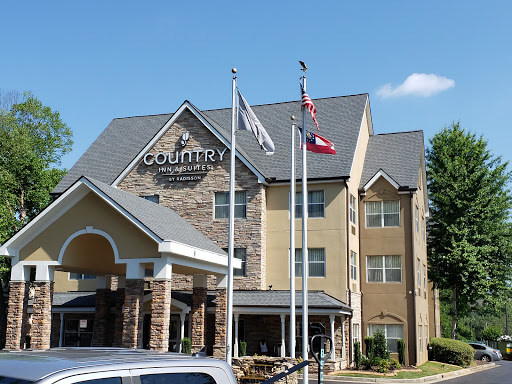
301 86 319 130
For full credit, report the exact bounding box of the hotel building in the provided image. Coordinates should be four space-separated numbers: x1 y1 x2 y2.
0 93 438 367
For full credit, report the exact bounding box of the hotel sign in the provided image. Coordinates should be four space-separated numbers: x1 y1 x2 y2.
143 148 227 182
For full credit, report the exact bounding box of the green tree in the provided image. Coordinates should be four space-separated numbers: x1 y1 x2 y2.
482 325 502 344
426 122 512 339
0 91 72 346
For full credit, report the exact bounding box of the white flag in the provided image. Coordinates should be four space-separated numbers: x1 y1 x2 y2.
237 90 275 155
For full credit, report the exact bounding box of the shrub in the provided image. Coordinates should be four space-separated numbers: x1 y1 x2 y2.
397 339 406 366
364 336 375 358
373 329 390 360
377 359 390 373
181 337 191 354
430 337 474 367
240 341 247 356
390 358 401 369
354 341 362 369
361 356 372 370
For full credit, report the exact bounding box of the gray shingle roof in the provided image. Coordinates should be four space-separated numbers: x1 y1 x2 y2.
47 290 350 312
359 131 424 189
55 114 172 194
53 95 369 193
84 177 226 255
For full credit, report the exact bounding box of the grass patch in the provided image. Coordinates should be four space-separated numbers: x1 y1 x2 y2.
336 361 462 379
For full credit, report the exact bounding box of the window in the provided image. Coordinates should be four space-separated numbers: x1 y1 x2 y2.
349 194 357 224
215 191 246 219
421 216 426 242
419 325 423 352
425 325 428 350
295 248 325 277
295 190 325 218
417 258 421 287
223 248 247 276
142 194 159 204
350 251 357 281
64 318 93 347
141 373 216 384
79 379 122 384
352 323 360 349
365 201 400 227
69 273 96 280
366 255 401 282
423 264 427 290
368 324 404 353
415 205 419 232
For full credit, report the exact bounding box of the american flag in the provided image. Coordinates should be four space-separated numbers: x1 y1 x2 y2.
300 83 319 130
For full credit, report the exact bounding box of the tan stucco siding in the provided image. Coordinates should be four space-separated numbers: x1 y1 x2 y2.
54 271 97 292
20 192 159 271
266 182 347 299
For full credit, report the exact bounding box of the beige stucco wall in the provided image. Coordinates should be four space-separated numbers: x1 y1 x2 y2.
266 182 347 299
20 192 159 275
54 271 97 292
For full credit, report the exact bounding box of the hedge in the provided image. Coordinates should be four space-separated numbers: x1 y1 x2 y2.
430 337 474 367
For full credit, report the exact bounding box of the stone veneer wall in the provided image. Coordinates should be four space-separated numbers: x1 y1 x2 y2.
92 288 110 346
191 286 207 352
149 279 172 351
31 281 53 349
213 288 227 359
122 279 144 348
5 281 28 350
117 109 267 291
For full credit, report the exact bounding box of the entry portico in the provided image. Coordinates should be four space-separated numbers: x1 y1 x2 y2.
0 176 240 354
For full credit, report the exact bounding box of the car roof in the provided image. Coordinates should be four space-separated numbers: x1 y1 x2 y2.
0 348 224 382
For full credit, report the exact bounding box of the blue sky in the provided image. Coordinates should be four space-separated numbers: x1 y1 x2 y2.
2 1 511 172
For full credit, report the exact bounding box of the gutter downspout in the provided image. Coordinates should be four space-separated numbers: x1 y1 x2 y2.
344 180 352 363
411 192 417 366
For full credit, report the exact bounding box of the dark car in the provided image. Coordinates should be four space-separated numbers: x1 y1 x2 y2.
468 342 502 362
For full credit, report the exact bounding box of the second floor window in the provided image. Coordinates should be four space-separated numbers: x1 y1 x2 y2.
69 273 96 280
365 200 400 227
295 248 325 277
215 191 246 219
367 255 401 282
223 248 247 276
142 195 159 204
350 251 357 280
295 190 325 218
349 194 357 224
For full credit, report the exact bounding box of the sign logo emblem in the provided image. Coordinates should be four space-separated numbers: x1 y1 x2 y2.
180 132 190 147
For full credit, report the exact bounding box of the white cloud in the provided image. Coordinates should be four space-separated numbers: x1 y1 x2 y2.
377 73 455 98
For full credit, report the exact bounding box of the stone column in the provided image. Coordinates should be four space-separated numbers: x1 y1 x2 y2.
112 277 125 347
213 274 227 359
149 258 173 352
5 278 29 350
92 276 110 347
121 279 145 349
191 274 207 353
31 264 55 350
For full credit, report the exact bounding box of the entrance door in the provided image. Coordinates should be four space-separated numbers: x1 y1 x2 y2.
168 315 180 352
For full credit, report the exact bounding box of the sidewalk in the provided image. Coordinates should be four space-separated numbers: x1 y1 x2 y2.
302 362 496 383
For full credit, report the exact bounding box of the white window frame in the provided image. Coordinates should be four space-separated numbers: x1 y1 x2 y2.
349 194 357 225
223 248 247 277
419 325 423 352
214 191 246 219
367 324 404 353
417 258 421 287
295 248 326 278
423 264 427 290
365 200 400 228
366 255 402 283
350 251 357 281
294 190 325 218
69 273 96 280
415 205 419 232
352 323 360 349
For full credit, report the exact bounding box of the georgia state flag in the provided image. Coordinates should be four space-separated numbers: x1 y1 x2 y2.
298 127 336 155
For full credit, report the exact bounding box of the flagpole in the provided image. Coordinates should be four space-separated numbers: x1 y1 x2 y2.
290 115 296 358
226 68 237 365
300 72 309 384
